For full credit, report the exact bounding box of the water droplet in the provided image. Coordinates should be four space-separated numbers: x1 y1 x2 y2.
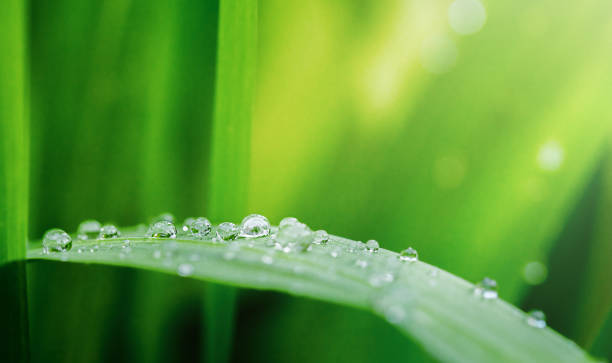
261 255 274 265
240 214 271 238
369 272 395 287
355 259 368 268
77 219 101 240
276 222 311 248
43 229 72 253
147 221 177 238
527 309 546 328
366 240 380 252
153 250 162 259
177 263 194 277
153 212 175 224
312 230 329 245
474 277 498 299
400 247 418 262
181 217 195 233
216 222 239 241
279 217 299 228
188 217 212 238
384 305 406 324
99 224 120 239
330 249 340 258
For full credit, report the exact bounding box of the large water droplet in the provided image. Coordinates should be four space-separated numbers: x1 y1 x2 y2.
99 224 120 239
147 221 177 238
216 222 239 241
527 309 546 328
177 263 194 277
474 277 498 299
400 247 418 262
240 214 271 238
366 240 380 253
77 220 101 240
43 229 72 253
188 217 212 238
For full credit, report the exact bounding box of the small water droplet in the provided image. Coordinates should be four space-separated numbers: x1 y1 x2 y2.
153 212 175 224
216 222 240 241
99 224 120 239
43 229 72 253
153 250 162 259
147 221 177 238
330 249 340 258
279 217 299 228
177 263 194 277
240 214 271 238
366 240 380 252
355 259 368 268
312 230 329 245
261 255 274 265
223 251 236 260
399 247 418 262
181 217 195 233
369 272 395 287
188 217 212 238
474 277 498 299
526 309 546 328
77 220 101 240
384 305 406 324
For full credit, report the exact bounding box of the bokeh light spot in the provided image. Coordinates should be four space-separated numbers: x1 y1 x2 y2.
523 261 548 285
448 0 487 35
537 140 565 171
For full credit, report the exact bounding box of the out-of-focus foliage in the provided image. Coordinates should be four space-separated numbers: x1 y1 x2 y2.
22 0 612 361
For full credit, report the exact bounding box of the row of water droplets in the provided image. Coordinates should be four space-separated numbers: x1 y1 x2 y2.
41 213 546 329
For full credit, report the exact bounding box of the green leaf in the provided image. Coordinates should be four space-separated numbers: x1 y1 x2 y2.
28 228 593 363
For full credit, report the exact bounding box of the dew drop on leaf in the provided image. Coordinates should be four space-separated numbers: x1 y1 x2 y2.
400 247 418 262
261 255 274 265
188 217 212 238
77 219 101 240
474 277 498 299
366 239 380 252
279 217 299 228
181 217 195 233
177 263 194 276
240 214 271 238
99 224 120 239
312 230 329 245
216 222 239 241
42 228 72 253
147 221 177 238
153 212 175 224
527 310 546 328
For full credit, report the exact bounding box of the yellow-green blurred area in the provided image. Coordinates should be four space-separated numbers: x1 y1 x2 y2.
25 0 612 361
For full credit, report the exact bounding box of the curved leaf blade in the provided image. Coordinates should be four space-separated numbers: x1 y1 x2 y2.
28 229 593 363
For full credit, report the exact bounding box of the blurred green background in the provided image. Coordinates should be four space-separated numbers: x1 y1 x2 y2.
23 0 612 361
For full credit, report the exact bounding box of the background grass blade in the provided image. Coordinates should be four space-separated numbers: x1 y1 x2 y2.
0 0 29 360
205 1 258 362
28 230 594 363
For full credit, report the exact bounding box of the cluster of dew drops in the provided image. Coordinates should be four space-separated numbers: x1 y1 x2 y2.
41 213 546 330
